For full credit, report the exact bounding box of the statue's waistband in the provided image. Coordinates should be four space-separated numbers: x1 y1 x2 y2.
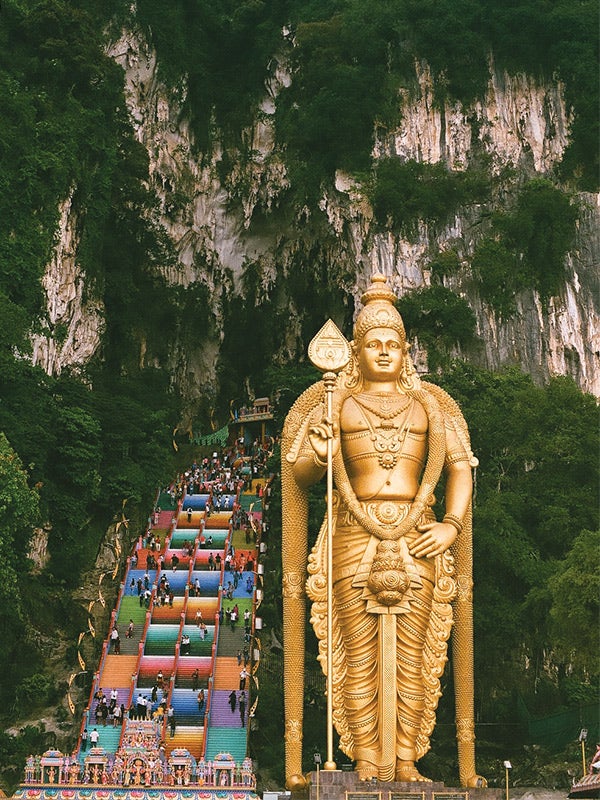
336 496 434 531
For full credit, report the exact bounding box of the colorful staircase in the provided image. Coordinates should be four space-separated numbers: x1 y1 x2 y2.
65 473 262 783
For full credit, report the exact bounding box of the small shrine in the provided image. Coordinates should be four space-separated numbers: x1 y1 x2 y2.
39 750 63 784
20 744 256 790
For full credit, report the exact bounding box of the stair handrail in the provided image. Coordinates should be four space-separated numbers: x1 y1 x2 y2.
203 558 227 761
202 674 214 759
117 670 139 749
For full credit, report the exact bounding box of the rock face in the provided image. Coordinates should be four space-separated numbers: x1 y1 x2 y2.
373 60 570 174
31 191 105 376
35 26 600 401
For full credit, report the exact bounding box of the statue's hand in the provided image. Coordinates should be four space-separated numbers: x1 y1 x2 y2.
308 417 340 465
409 521 457 558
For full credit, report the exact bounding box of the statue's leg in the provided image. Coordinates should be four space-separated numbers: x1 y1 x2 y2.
394 576 433 781
334 573 379 777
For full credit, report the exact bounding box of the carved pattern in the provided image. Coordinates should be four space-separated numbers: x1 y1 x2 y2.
456 717 476 743
285 718 304 743
282 572 305 599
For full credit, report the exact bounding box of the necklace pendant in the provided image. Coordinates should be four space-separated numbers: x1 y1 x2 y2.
378 452 397 469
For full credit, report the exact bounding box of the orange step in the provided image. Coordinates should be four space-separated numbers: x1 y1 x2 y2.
205 512 231 529
99 655 138 688
165 725 204 759
151 599 185 623
212 657 241 690
185 597 219 624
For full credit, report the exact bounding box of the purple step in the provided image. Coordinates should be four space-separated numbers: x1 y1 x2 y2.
210 689 248 728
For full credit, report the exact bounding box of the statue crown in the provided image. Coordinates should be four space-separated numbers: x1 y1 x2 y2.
353 273 406 344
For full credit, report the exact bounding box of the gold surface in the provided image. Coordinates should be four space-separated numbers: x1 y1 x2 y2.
282 274 485 787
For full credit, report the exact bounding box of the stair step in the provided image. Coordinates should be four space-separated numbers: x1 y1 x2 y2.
137 655 176 687
79 725 122 758
213 657 244 689
117 597 148 626
174 656 212 683
209 689 248 728
165 725 204 759
150 599 185 623
204 726 246 761
185 597 219 625
99 655 138 687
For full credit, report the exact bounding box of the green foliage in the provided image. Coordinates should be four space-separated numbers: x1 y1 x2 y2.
472 180 579 312
0 724 54 794
272 0 597 187
276 9 396 178
0 433 39 612
495 179 579 300
0 0 130 316
135 0 288 149
262 362 321 430
429 249 463 282
370 158 490 234
0 293 33 353
437 364 599 714
215 253 353 415
15 674 56 709
0 0 185 587
397 286 477 371
548 529 600 672
471 237 522 317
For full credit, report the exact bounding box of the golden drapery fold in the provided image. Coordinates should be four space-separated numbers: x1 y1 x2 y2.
306 496 456 779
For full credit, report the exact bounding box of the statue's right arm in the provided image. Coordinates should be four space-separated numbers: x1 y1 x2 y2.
291 418 339 490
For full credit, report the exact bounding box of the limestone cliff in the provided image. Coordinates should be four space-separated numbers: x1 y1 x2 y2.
36 25 600 403
31 191 105 376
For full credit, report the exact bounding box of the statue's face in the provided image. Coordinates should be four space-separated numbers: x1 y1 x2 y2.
357 326 404 383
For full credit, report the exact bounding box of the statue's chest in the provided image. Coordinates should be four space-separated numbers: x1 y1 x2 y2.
340 395 428 470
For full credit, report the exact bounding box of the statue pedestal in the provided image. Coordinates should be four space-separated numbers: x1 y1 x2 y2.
307 771 502 800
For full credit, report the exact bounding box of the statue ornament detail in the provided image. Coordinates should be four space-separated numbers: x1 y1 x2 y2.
281 274 485 788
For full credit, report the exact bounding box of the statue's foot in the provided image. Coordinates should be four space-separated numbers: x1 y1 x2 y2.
395 761 432 782
356 761 378 781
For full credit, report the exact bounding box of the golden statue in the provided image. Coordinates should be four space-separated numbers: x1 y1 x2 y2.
282 274 485 787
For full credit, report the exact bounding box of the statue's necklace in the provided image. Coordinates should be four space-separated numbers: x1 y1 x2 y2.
352 392 412 421
351 394 414 469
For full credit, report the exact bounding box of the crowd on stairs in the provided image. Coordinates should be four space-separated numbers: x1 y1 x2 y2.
21 441 274 790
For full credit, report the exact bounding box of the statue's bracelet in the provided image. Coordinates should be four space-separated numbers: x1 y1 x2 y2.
443 514 463 533
313 453 327 469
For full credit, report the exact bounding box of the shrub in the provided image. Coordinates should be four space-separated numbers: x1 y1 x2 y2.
397 285 477 371
370 159 489 234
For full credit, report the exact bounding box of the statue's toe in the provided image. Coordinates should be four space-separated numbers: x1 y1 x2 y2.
395 763 432 782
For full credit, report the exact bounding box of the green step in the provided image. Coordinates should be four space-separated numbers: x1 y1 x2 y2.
204 726 247 761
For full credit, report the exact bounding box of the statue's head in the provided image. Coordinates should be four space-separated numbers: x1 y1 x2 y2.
353 273 406 346
347 273 417 391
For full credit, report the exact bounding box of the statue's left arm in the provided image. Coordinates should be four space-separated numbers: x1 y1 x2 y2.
409 430 473 559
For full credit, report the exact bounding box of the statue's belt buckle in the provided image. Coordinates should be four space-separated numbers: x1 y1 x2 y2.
366 501 410 528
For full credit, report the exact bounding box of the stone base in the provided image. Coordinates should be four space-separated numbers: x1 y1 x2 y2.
307 770 502 800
